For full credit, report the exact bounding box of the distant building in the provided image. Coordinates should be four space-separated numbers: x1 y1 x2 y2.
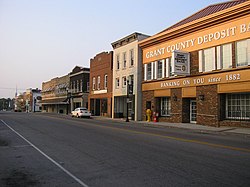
69 66 90 111
25 88 42 112
111 32 150 121
41 75 69 114
88 51 113 117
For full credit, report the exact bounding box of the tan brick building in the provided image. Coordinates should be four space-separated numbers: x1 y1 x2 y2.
41 74 69 114
88 51 113 117
139 0 250 127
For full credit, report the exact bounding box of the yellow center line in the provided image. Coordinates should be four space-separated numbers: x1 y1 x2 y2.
38 114 250 153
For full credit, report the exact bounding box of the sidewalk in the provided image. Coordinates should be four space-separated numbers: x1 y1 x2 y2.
92 116 250 135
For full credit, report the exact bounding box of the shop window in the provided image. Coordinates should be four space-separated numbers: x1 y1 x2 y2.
161 97 171 116
226 93 250 120
130 49 134 66
236 39 250 67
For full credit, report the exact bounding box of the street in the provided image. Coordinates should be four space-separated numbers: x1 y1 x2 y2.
0 112 250 187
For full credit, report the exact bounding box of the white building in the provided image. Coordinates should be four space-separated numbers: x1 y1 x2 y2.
111 32 149 121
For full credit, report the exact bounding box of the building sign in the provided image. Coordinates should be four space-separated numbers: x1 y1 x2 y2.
142 69 250 91
143 15 250 63
171 50 190 76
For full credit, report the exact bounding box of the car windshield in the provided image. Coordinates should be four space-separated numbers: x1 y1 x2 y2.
79 108 87 111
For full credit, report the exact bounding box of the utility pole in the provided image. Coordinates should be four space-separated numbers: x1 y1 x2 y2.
126 80 129 122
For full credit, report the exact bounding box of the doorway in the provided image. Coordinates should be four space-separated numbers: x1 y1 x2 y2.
190 100 197 123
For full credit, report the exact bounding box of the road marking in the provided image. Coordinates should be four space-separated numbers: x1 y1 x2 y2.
35 114 250 153
103 125 250 153
0 119 89 187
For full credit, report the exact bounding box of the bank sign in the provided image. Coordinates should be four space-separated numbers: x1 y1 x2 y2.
171 50 190 76
143 15 250 63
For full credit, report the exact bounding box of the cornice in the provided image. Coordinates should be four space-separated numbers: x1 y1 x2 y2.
139 1 250 48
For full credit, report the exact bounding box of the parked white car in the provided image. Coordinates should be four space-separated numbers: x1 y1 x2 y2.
71 107 91 118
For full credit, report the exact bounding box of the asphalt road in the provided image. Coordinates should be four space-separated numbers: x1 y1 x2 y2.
0 112 250 187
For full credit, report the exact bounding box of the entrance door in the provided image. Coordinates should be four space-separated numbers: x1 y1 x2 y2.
95 99 101 116
190 100 197 123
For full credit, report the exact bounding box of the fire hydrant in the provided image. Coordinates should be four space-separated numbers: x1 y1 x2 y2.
146 108 152 122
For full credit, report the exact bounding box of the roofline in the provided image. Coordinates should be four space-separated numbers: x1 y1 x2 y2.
139 0 250 48
111 32 150 49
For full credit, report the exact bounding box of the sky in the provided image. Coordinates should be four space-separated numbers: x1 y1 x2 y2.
0 0 225 98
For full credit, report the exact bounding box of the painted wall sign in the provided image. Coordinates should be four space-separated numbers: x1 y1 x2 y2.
142 69 250 91
143 15 250 63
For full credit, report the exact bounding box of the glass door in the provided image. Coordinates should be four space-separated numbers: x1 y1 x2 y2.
190 100 197 123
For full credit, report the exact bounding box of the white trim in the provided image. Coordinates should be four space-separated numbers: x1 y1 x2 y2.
162 59 165 78
144 64 147 81
216 46 222 70
199 50 203 72
166 58 169 78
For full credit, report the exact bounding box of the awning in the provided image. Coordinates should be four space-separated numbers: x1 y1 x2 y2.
41 98 68 105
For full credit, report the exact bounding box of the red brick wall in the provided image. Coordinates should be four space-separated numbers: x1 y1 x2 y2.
196 85 219 127
88 51 113 117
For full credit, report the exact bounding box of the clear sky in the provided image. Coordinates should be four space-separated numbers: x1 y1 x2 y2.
0 0 225 98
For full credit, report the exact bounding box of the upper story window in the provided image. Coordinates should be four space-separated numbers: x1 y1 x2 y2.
157 60 164 79
92 77 96 90
130 49 134 66
199 47 215 72
104 75 108 89
116 78 120 89
116 54 120 70
97 76 100 90
80 80 83 92
218 43 232 69
147 63 152 80
123 52 127 68
76 80 79 92
87 82 89 92
236 39 250 67
122 76 127 87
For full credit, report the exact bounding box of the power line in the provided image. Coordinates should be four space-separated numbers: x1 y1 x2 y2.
0 87 26 91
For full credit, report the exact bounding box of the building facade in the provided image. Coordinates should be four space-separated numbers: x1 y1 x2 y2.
88 52 113 117
25 88 42 112
112 32 149 121
139 0 250 127
41 75 69 114
69 66 90 111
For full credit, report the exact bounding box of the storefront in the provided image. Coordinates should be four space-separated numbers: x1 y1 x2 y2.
139 0 250 127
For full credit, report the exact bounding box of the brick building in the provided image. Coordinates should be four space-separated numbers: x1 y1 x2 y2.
41 74 69 114
69 66 90 111
139 0 250 127
88 52 113 117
